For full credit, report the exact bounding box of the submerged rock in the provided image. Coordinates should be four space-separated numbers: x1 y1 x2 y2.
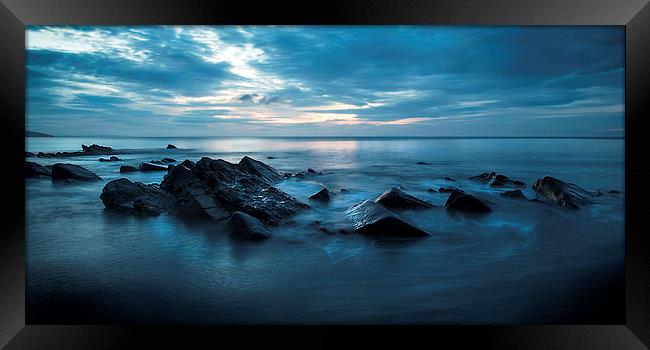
225 212 272 241
501 189 527 200
101 178 172 216
51 163 101 181
139 162 169 171
267 156 276 159
438 187 464 193
416 161 431 165
166 144 177 149
609 190 620 195
468 172 496 183
119 165 139 173
532 176 594 209
309 188 332 202
25 161 51 178
374 187 434 210
444 191 491 213
426 188 437 193
346 200 430 237
444 177 456 182
99 156 122 162
470 171 525 187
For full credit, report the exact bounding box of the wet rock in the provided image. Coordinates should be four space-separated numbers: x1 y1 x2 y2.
25 152 35 158
468 172 496 183
346 200 430 237
309 188 332 202
100 178 172 216
489 178 507 187
36 144 126 158
82 144 114 154
99 156 122 162
609 190 620 195
267 156 276 159
161 158 176 163
239 156 284 183
340 188 349 193
166 144 177 149
427 188 437 193
444 191 491 213
438 187 464 193
225 212 272 241
532 176 594 209
307 168 317 173
470 171 524 187
139 162 169 172
374 187 434 210
25 161 51 178
51 163 101 181
501 189 527 200
417 161 431 165
444 177 456 182
119 165 139 173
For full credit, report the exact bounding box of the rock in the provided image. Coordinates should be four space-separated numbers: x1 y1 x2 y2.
225 212 272 241
25 152 35 158
427 188 437 193
161 158 176 163
267 156 276 159
489 178 506 187
99 156 122 162
501 189 527 200
119 165 139 173
438 187 464 193
166 144 177 149
139 162 169 171
180 159 195 169
100 178 172 216
469 172 496 183
51 163 101 181
25 161 52 178
238 156 284 183
609 190 620 195
82 144 114 154
444 177 456 182
532 176 595 209
444 191 491 213
340 188 349 193
417 161 431 165
374 187 434 210
309 188 332 202
470 171 524 186
346 200 430 237
512 180 525 186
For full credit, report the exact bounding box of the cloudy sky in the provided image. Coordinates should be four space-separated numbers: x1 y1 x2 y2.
26 26 624 137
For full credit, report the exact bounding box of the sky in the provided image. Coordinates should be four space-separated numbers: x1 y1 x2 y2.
26 26 624 137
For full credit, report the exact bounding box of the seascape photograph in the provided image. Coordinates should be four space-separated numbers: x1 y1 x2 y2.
25 26 625 324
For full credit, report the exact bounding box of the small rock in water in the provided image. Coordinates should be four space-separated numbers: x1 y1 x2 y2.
444 177 456 182
139 162 169 171
267 156 276 159
426 188 437 193
309 188 332 202
307 168 317 173
101 178 172 216
25 161 52 178
532 176 593 209
161 158 176 163
609 190 620 195
416 161 431 165
25 152 35 158
340 188 349 193
468 172 496 183
225 212 272 241
501 189 527 200
374 187 434 210
166 144 177 149
444 191 491 213
346 200 430 237
119 165 139 173
51 163 101 181
438 187 464 193
82 144 114 154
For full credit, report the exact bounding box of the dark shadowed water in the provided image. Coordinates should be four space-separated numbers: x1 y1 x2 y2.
25 137 625 324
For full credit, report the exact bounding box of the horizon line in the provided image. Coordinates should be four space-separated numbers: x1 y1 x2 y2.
27 135 625 139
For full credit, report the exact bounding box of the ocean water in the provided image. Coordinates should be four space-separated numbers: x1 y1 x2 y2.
25 137 625 324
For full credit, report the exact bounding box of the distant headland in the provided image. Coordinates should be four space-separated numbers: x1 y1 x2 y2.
26 131 53 137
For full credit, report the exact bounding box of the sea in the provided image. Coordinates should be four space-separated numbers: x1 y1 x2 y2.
25 136 625 324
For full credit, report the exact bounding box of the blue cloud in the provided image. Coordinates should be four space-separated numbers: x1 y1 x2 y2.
26 25 624 137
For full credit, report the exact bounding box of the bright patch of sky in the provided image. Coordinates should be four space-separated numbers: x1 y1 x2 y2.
26 26 624 137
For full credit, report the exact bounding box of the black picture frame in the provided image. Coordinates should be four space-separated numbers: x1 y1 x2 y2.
1 0 649 348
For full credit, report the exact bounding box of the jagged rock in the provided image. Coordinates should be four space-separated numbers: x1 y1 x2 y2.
444 191 491 213
104 156 309 225
82 144 113 154
470 171 525 187
225 212 272 240
501 189 527 200
139 162 169 171
374 187 434 210
51 163 101 181
25 161 51 178
307 168 317 173
119 165 138 173
346 200 430 237
161 158 176 163
36 144 127 158
167 144 177 149
532 176 594 209
309 188 332 202
100 178 172 216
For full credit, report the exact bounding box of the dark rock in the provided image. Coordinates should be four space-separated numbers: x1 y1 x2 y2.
501 189 527 200
82 144 113 154
180 159 195 169
139 162 169 171
161 158 176 163
307 168 317 173
36 144 127 158
444 191 491 213
427 188 437 193
532 176 593 209
417 161 431 165
444 177 456 182
25 152 35 158
25 161 51 178
225 212 272 241
438 187 464 193
101 178 172 216
489 178 507 187
340 188 349 193
51 163 101 181
267 156 276 159
609 190 620 195
512 180 526 186
346 200 430 237
239 156 284 183
99 156 122 162
119 165 138 173
374 187 434 210
530 198 542 203
470 171 524 187
309 188 332 202
166 144 177 149
468 172 496 183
